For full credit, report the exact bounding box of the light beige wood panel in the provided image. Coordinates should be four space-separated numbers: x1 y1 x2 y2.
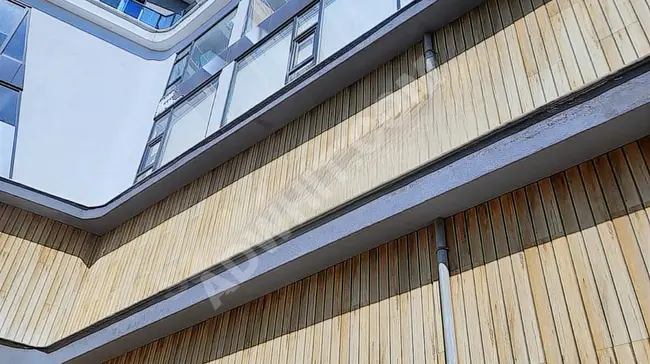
106 136 650 363
104 226 445 364
449 139 650 364
0 205 97 345
3 0 650 347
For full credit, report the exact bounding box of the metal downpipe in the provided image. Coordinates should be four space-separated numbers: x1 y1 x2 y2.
435 217 457 364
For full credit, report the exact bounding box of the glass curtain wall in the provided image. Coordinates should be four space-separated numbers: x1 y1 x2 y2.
0 0 28 179
0 85 19 178
319 0 397 61
143 0 409 179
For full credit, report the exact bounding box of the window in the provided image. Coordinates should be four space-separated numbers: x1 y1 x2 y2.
245 0 289 32
0 0 23 47
135 77 219 181
183 9 237 81
318 0 397 61
162 9 237 96
224 25 293 123
225 4 321 123
0 84 19 178
0 0 27 178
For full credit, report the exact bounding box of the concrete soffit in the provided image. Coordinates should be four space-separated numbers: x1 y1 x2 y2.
0 49 649 364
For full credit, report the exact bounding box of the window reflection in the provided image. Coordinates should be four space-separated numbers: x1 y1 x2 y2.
319 0 396 61
0 0 23 47
160 79 219 165
224 25 293 123
184 9 237 81
0 85 18 178
245 0 289 32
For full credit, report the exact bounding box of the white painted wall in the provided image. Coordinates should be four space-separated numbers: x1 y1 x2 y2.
13 9 173 205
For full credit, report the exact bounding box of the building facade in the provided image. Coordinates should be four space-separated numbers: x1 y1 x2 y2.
0 0 649 362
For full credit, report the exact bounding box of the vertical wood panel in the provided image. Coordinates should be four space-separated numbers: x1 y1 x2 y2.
1 0 649 347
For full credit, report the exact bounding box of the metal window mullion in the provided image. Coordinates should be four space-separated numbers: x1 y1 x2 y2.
284 17 300 85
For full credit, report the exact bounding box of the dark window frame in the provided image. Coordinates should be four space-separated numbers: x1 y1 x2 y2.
285 1 321 83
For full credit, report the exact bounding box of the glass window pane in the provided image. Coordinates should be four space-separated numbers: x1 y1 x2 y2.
0 0 23 47
160 79 219 165
0 85 19 126
318 0 397 61
295 5 318 36
150 115 169 139
143 140 161 167
293 33 314 67
245 0 288 32
139 7 161 28
224 25 292 123
124 0 143 19
135 168 152 183
3 15 27 61
99 0 121 9
185 9 237 80
168 55 187 84
0 121 14 178
157 14 174 28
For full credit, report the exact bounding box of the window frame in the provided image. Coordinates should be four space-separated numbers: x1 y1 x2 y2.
285 2 322 84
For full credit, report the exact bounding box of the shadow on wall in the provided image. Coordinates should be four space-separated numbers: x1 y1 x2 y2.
0 205 98 267
5 0 560 267
103 134 650 363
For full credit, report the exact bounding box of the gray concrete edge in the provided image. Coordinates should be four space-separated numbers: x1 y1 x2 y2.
0 0 480 234
1 47 648 364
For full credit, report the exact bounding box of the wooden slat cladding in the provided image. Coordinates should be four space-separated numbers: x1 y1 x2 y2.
104 227 446 364
106 136 650 363
0 206 97 346
1 0 649 347
448 138 650 364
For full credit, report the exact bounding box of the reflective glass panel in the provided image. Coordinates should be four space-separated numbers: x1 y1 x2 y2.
168 55 187 84
0 121 14 178
0 85 18 126
124 0 143 19
295 4 318 36
143 140 161 168
150 115 169 139
160 79 219 165
245 0 288 32
293 33 314 66
4 15 27 61
139 7 161 28
224 25 292 123
319 0 397 61
184 9 237 80
100 0 121 8
0 0 23 47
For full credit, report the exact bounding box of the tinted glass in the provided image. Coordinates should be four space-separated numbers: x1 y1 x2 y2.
139 7 161 28
168 55 187 84
124 0 143 18
0 85 18 126
3 15 26 61
99 0 121 9
0 0 23 47
0 121 14 178
185 9 236 80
